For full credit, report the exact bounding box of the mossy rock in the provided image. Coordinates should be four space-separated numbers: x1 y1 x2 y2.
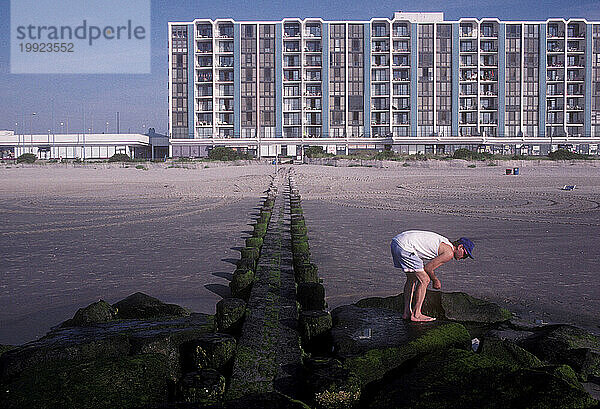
478 337 543 369
180 333 236 374
295 262 319 283
356 291 511 324
298 283 326 311
291 207 303 215
230 268 255 300
226 391 311 409
293 241 310 255
344 323 471 386
241 246 260 261
305 358 361 409
258 213 271 224
216 298 246 334
291 226 308 237
293 254 312 272
1 353 170 409
112 292 189 319
246 237 263 248
237 257 256 271
300 311 333 353
367 348 597 409
176 368 226 404
291 219 306 228
253 223 268 237
0 345 15 358
61 300 117 327
519 325 600 382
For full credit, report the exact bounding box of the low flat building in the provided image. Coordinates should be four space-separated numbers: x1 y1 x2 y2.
0 132 154 160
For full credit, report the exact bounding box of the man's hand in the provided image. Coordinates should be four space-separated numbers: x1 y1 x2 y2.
432 277 442 289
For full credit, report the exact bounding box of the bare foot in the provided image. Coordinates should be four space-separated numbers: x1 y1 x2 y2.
411 314 436 322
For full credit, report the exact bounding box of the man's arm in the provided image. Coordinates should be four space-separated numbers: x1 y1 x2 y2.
423 244 454 289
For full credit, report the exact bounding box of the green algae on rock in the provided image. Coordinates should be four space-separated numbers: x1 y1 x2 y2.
344 323 471 386
230 267 255 300
356 291 511 324
176 368 226 404
367 348 598 409
112 292 190 319
1 353 170 409
60 300 117 327
217 297 247 334
478 337 543 369
519 324 600 382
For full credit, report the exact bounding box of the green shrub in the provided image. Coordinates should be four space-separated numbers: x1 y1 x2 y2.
16 153 37 163
548 149 588 160
208 147 251 161
402 162 411 167
375 150 397 161
135 165 147 170
108 153 132 162
453 149 493 161
468 164 476 168
305 146 334 158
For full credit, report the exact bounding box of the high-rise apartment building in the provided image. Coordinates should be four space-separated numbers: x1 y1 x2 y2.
168 12 600 157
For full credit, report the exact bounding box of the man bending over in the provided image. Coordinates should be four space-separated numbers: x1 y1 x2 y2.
391 230 474 322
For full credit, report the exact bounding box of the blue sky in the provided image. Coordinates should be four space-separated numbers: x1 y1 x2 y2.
0 0 599 135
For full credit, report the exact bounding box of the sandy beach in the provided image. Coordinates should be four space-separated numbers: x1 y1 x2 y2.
0 164 274 344
294 161 600 336
1 160 599 344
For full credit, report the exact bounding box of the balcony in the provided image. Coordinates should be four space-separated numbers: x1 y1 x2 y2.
373 46 390 53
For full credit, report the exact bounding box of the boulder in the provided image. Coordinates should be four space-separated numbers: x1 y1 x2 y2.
343 323 471 387
217 298 247 334
294 262 319 283
112 292 189 319
292 241 310 255
0 313 214 381
253 223 267 237
1 353 170 409
225 391 311 409
331 305 450 358
258 211 271 224
300 311 332 354
519 324 600 382
441 292 512 323
176 369 226 405
356 291 511 324
297 283 326 311
246 237 263 249
478 337 543 369
0 345 15 358
240 246 260 262
304 358 361 409
230 267 255 300
367 348 597 409
180 333 237 374
60 300 117 327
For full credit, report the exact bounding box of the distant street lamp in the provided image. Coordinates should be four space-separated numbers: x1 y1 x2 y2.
15 122 19 157
105 121 109 133
31 112 37 153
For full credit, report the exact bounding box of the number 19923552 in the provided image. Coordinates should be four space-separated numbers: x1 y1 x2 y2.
19 43 74 52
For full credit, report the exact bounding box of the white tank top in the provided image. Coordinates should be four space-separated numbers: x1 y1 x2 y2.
392 230 453 260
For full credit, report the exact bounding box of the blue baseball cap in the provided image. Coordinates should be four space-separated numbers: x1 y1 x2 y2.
457 237 474 259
